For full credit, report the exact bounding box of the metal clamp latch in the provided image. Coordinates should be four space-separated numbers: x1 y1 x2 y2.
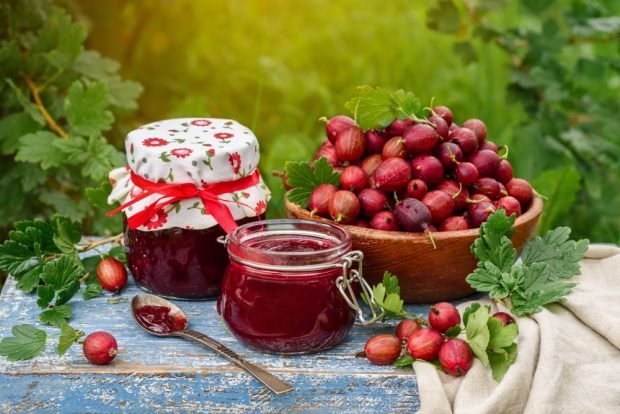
335 250 381 325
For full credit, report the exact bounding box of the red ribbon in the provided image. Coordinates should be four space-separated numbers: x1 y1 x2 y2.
107 170 261 234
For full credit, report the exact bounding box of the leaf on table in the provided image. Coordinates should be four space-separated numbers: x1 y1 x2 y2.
510 264 577 316
64 80 113 136
39 304 73 327
532 167 580 234
465 305 491 367
382 271 401 296
37 285 56 308
487 316 518 349
285 157 340 208
393 354 415 367
0 324 47 361
57 323 83 356
51 215 82 254
0 240 36 275
83 282 103 300
15 263 44 293
520 227 589 279
37 255 82 308
487 343 518 381
462 303 481 326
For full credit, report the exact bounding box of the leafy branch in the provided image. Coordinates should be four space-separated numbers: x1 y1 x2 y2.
466 210 589 316
24 76 68 139
0 216 124 360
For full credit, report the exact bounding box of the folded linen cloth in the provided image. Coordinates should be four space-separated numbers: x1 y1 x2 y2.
414 244 620 414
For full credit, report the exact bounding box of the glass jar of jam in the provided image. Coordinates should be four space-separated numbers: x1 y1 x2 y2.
107 118 271 299
217 219 372 354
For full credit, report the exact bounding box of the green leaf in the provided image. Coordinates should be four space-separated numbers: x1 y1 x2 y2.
0 112 41 155
344 86 424 130
15 263 44 293
465 305 491 367
107 246 126 264
83 282 103 300
532 167 581 234
285 157 340 208
51 215 82 254
64 80 114 136
487 316 518 349
36 285 55 308
39 304 73 327
466 262 503 296
81 255 103 280
470 210 516 272
57 323 83 356
39 255 83 307
522 0 555 13
445 325 462 338
107 76 143 110
462 303 481 326
34 6 85 69
426 0 461 34
0 324 47 361
487 343 517 381
0 240 35 274
382 271 400 295
81 136 124 180
393 354 415 367
520 228 589 279
4 79 45 125
73 50 119 79
86 181 114 210
15 131 66 169
38 190 89 221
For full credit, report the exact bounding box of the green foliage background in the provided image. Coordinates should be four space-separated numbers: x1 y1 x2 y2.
1 0 620 243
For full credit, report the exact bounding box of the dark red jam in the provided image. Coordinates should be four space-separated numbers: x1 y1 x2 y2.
135 305 188 334
125 218 256 299
217 220 355 354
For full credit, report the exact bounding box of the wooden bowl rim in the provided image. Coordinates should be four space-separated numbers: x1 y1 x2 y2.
284 195 543 241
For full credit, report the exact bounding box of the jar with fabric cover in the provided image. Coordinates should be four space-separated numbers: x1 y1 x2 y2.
107 118 271 299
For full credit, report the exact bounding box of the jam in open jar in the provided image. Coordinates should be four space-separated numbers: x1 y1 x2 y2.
217 219 365 354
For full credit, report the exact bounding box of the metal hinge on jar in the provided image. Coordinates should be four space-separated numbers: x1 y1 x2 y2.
335 251 384 325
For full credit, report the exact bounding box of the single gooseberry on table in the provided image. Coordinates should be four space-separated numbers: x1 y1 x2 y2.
83 331 118 365
96 257 128 292
364 334 402 365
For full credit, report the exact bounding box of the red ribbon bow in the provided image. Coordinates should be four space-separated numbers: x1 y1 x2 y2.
107 170 261 234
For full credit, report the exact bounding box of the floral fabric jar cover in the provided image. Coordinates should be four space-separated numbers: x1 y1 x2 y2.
108 118 271 231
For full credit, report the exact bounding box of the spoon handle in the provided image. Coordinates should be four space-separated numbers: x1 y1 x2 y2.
179 329 294 395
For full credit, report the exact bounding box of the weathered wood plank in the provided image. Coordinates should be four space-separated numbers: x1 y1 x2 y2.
0 242 476 412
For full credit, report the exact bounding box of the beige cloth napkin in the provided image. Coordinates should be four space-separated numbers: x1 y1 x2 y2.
414 245 620 414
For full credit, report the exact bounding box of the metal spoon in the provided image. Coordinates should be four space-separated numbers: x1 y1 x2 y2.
130 294 294 394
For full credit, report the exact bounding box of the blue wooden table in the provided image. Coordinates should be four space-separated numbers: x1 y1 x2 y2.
0 243 444 413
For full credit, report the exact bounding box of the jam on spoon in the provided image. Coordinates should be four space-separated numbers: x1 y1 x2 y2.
134 305 188 334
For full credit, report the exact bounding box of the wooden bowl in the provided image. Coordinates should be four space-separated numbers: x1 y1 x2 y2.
285 196 543 303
